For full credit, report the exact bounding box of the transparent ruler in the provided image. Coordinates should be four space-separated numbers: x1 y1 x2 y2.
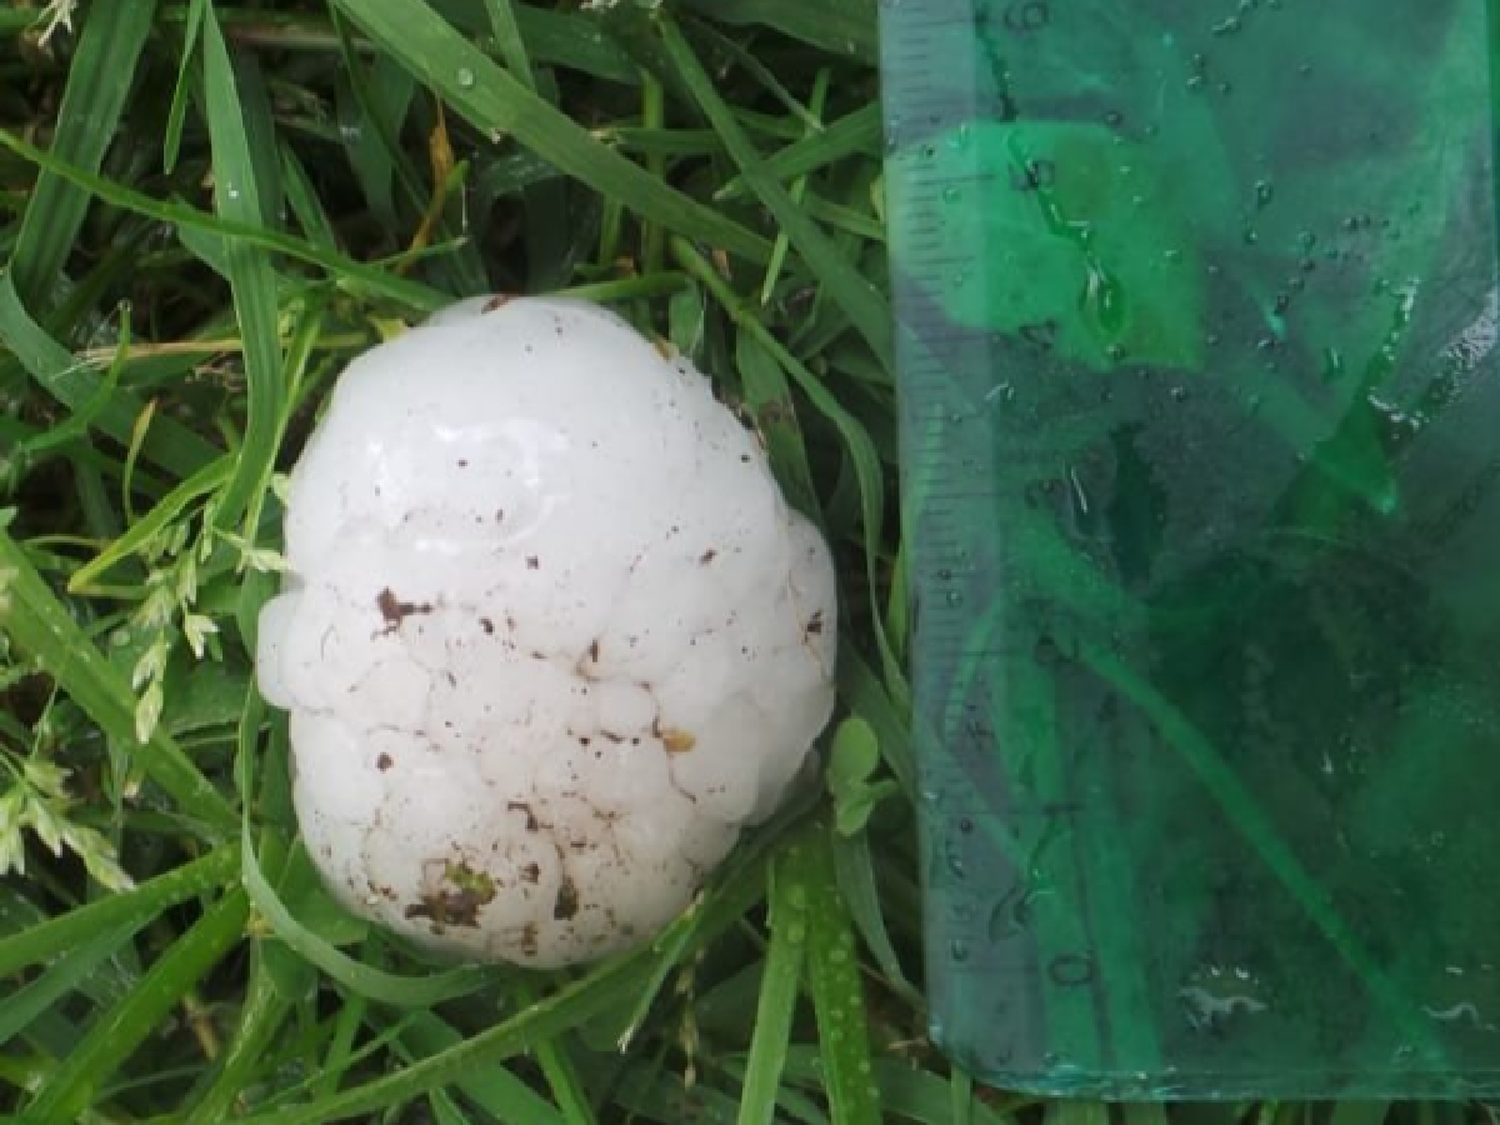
880 0 1500 1098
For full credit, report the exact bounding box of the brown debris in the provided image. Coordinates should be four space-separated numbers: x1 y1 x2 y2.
553 876 580 920
376 587 432 632
403 861 496 930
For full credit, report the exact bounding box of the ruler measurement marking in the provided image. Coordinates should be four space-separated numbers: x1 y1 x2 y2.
880 0 1104 1027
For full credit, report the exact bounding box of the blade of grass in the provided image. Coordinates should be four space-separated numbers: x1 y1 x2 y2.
18 306 132 459
659 18 891 370
640 73 667 274
683 0 877 63
1043 1102 1108 1125
1122 1106 1169 1125
476 3 577 296
153 4 641 84
24 887 250 1123
0 276 220 479
333 36 415 231
600 126 722 160
692 22 824 133
334 16 488 297
0 846 237 978
715 105 882 202
717 1054 830 1125
1329 1102 1392 1125
783 1050 1023 1125
735 333 819 519
736 838 807 1125
327 0 771 264
310 980 367 1101
250 971 631 1123
0 528 237 834
473 148 562 201
760 68 830 305
163 0 208 172
278 145 340 250
830 831 919 1006
67 457 231 594
0 129 450 313
793 818 881 1125
950 1069 974 1125
200 8 286 533
240 824 502 1009
483 0 536 86
588 1055 744 1125
183 951 292 1124
120 399 155 523
513 3 639 84
235 843 771 1124
884 543 908 666
389 1011 564 1125
9 0 159 306
510 980 599 1125
802 194 885 242
0 920 144 1048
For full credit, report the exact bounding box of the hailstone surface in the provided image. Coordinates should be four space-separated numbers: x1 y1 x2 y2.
255 296 837 968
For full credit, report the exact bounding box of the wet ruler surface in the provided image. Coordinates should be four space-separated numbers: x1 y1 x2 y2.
879 0 1500 1099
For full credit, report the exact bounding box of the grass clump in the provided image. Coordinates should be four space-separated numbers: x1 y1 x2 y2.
0 1 929 1121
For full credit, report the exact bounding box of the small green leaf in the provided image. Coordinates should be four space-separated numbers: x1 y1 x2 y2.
827 714 880 792
833 789 878 837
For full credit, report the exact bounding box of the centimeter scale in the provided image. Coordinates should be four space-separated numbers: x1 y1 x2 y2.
879 0 1500 1099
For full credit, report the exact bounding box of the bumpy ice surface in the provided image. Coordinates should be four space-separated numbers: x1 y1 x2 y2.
255 297 837 967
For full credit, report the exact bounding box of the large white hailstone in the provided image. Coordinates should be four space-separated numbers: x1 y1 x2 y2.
255 296 837 968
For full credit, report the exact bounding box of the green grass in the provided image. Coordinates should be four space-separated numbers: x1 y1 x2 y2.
0 2 1483 1124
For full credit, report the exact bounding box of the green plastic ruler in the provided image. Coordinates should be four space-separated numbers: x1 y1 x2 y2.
880 0 1500 1099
